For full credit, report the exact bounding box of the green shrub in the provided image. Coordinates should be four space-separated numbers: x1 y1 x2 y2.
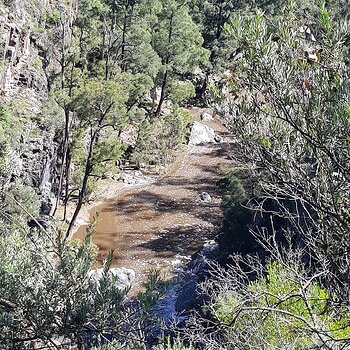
212 260 350 349
154 337 193 350
132 107 193 165
0 184 40 229
0 229 129 348
218 169 255 257
169 81 196 104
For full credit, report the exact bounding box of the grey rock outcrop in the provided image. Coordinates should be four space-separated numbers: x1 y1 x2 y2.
0 0 76 216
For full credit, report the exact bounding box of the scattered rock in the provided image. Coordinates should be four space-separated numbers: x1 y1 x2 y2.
171 253 192 272
214 134 223 143
188 122 215 146
195 192 212 204
119 125 138 146
200 112 213 121
120 171 153 185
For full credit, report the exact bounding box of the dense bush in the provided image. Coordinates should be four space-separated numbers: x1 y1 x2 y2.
224 0 350 299
184 252 350 349
164 1 350 349
0 229 130 349
132 107 193 166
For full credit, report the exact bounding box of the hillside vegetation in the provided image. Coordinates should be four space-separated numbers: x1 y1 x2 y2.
0 0 350 349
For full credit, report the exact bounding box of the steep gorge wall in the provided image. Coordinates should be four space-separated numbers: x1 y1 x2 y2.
0 0 76 216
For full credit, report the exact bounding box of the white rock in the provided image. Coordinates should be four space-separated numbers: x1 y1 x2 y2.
119 125 138 146
195 192 212 204
200 112 213 121
88 267 135 291
121 172 136 184
214 135 223 143
188 122 215 146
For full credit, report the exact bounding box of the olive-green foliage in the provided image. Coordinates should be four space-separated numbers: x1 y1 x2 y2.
154 0 209 74
169 81 196 104
163 107 193 147
212 261 350 349
130 118 153 164
70 128 125 196
0 106 12 176
189 0 241 71
138 269 172 314
0 184 40 232
73 0 107 68
42 9 61 26
91 270 173 350
41 94 65 131
223 0 350 297
123 72 154 113
118 0 162 78
73 77 128 128
153 0 210 111
132 107 193 165
0 229 127 349
69 76 128 187
217 169 255 256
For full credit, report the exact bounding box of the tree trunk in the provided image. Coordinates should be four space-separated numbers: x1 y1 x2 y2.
197 74 208 100
63 149 72 221
155 69 168 116
65 130 96 238
155 11 174 116
52 108 70 217
54 58 75 217
216 1 224 41
120 9 128 72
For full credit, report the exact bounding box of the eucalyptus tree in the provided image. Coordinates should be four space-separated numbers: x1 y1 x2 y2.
101 0 161 80
153 0 209 116
66 76 128 236
44 0 107 216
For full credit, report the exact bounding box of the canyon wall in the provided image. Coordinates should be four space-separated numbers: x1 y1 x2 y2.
0 0 76 216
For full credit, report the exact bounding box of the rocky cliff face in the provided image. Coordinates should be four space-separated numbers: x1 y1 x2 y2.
0 0 76 216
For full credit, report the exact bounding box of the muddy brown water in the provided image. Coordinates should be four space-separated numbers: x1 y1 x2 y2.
73 108 236 292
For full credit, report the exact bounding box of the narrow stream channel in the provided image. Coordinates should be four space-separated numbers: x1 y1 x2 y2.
73 108 235 291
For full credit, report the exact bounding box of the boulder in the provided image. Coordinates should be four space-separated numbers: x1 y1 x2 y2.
214 134 223 143
88 267 135 291
195 192 212 204
188 122 215 146
121 171 153 185
200 112 213 121
175 278 201 312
